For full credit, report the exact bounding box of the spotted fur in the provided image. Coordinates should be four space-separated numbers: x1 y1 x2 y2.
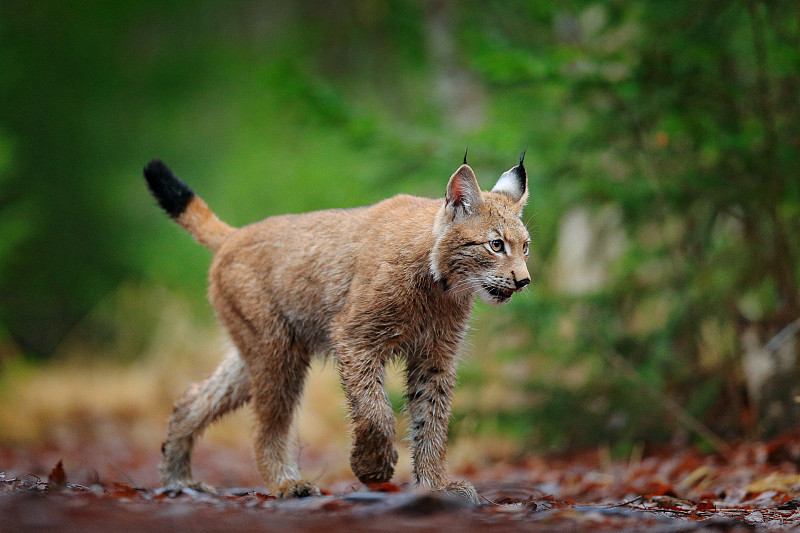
146 156 531 503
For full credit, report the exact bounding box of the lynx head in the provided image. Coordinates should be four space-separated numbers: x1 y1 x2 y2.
430 152 531 306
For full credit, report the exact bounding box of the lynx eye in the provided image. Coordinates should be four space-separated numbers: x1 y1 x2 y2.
489 239 504 253
523 241 529 255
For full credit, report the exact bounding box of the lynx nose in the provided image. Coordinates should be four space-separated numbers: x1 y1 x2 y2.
514 277 530 289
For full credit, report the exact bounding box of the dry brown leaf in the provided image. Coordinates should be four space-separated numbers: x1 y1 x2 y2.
676 465 714 493
745 472 800 496
47 460 67 490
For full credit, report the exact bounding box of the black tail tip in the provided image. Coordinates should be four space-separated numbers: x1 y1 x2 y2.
143 159 194 218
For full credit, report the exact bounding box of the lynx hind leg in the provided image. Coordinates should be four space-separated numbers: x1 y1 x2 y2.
245 331 319 498
160 347 252 489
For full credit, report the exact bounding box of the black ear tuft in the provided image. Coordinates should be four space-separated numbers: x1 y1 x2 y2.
463 147 469 166
143 160 195 218
490 151 528 205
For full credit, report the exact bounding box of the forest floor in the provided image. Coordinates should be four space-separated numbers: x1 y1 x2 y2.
2 340 800 531
5 435 800 532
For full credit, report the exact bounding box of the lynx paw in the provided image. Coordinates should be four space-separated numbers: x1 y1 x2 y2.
434 481 480 504
273 479 321 498
163 480 217 494
351 442 398 484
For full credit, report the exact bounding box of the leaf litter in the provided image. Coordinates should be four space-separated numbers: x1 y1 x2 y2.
7 436 800 531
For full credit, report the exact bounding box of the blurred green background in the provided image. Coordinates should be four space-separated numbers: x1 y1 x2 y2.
1 0 799 461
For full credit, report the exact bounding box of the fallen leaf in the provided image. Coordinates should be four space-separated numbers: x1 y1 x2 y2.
746 473 800 496
47 460 67 490
677 465 714 493
366 482 402 493
695 500 715 511
110 483 139 498
636 481 677 498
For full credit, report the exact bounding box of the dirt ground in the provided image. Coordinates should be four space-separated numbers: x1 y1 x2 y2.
5 435 800 532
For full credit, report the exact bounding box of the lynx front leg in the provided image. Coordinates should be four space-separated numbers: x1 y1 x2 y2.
338 350 398 484
406 351 480 504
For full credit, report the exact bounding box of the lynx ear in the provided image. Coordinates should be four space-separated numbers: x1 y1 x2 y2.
491 150 528 209
445 164 483 219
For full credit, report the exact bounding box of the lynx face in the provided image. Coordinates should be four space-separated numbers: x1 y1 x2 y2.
430 157 531 305
473 207 531 306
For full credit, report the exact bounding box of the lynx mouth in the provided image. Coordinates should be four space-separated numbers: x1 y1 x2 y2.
484 285 514 302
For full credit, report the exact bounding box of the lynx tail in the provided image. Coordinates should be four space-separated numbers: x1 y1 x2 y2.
144 160 234 252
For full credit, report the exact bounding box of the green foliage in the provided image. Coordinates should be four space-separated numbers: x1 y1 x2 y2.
1 1 799 448
453 0 800 447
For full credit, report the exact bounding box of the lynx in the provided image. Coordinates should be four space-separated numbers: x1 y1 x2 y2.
144 153 530 503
